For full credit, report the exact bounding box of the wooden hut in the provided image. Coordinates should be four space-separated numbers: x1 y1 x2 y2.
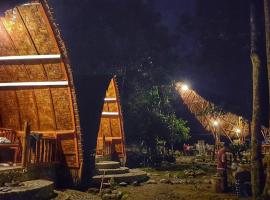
0 1 126 187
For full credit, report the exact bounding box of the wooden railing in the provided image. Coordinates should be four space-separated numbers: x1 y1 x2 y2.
0 128 19 143
22 122 58 167
0 128 21 163
26 137 58 165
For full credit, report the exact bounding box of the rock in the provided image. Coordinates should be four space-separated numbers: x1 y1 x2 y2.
165 173 172 178
186 179 195 184
146 180 157 184
121 193 129 200
178 179 185 184
170 180 181 184
87 188 99 194
119 182 128 187
102 183 111 188
102 188 112 194
151 173 160 176
131 181 140 186
203 179 211 184
159 179 170 184
4 180 21 187
112 190 118 194
117 191 123 199
110 194 117 199
102 193 111 200
102 193 118 200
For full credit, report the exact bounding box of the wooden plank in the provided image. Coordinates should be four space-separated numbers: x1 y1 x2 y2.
22 121 30 167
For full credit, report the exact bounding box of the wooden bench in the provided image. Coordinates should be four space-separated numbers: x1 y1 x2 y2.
0 128 21 163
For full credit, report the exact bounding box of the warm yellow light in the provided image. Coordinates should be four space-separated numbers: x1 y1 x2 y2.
235 128 241 133
181 84 189 91
213 120 219 127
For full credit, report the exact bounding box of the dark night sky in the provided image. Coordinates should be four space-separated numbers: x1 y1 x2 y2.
0 0 266 142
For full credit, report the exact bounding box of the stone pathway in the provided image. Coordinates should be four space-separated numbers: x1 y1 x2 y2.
52 189 101 200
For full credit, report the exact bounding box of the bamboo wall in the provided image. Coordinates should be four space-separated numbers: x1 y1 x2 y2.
96 78 126 161
0 2 126 186
0 2 81 183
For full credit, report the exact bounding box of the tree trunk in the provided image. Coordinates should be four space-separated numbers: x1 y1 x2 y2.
250 0 264 199
264 0 270 197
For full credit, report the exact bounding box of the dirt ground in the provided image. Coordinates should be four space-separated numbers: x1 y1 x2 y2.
53 156 252 200
120 175 251 200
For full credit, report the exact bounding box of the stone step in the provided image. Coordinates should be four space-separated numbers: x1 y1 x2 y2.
95 161 120 170
96 167 129 175
95 156 111 163
0 179 54 200
92 169 148 185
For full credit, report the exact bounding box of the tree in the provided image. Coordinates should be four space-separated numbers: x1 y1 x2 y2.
163 114 190 151
264 0 270 197
250 0 264 199
125 84 190 164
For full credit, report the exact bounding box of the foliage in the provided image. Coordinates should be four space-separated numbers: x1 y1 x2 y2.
229 142 250 162
125 83 190 166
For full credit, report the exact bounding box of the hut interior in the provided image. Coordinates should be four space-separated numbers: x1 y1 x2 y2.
96 78 126 163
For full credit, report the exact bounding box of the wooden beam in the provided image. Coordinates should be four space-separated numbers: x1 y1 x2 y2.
0 54 61 64
0 81 68 87
104 98 117 102
102 112 119 117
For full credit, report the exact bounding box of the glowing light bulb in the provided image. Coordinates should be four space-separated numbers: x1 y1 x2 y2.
213 120 219 127
181 84 189 91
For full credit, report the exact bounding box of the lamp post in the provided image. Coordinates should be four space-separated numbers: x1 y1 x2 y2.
212 120 220 160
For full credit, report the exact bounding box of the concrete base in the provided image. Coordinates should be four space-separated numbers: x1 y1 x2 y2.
96 167 129 175
96 161 120 170
0 179 54 200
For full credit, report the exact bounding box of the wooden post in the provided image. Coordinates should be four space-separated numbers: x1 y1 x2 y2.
22 121 30 167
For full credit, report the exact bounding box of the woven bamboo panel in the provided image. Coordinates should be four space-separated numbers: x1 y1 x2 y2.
105 79 116 98
34 88 56 131
18 5 66 81
0 90 20 130
1 10 47 81
16 89 39 130
115 142 123 153
98 118 111 137
0 20 30 82
17 5 59 54
107 102 118 112
111 118 121 137
51 88 73 130
57 133 79 168
102 103 109 112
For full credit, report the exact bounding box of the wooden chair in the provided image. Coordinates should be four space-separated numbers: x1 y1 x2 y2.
0 128 21 163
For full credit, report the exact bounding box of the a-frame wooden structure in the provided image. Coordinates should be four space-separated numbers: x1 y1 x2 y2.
0 1 126 187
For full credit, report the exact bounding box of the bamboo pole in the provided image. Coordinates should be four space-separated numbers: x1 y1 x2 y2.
22 121 30 167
